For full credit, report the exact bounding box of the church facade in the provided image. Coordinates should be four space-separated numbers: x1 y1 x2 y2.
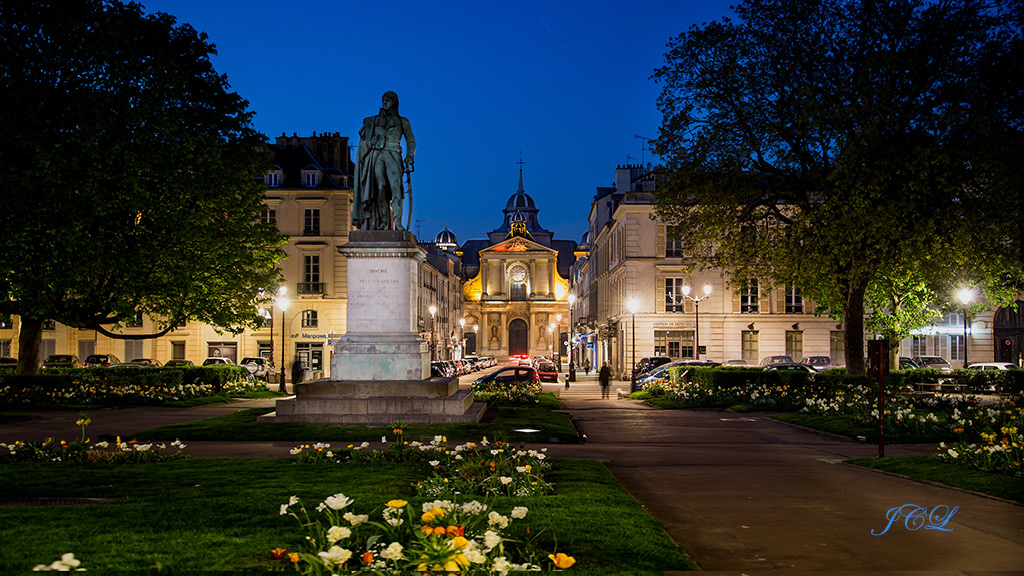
447 172 577 361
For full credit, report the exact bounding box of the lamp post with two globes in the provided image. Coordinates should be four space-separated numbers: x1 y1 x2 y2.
680 284 712 360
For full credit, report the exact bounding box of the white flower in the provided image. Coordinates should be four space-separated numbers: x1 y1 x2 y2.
385 516 404 527
428 460 440 467
499 476 513 485
288 496 300 506
279 504 290 515
323 493 353 510
488 511 510 528
491 449 500 455
483 530 502 551
464 548 487 564
325 451 334 458
492 555 511 575
289 447 302 455
434 435 443 443
343 512 368 525
316 502 327 513
516 466 527 473
380 542 404 560
92 441 108 449
317 546 352 567
511 506 528 519
947 448 960 458
460 501 486 515
327 525 351 543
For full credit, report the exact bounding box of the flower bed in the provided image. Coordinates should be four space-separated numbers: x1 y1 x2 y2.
0 366 262 407
469 380 541 405
279 493 573 574
291 432 553 498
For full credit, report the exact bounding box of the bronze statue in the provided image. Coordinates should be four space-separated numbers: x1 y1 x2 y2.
353 91 416 230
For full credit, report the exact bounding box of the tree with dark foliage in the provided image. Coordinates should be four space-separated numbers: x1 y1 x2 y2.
0 0 285 373
652 0 1022 374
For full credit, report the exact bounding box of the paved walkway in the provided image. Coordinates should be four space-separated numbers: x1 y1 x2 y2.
2 373 1022 574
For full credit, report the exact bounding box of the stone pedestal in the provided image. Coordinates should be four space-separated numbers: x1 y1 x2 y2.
259 230 486 425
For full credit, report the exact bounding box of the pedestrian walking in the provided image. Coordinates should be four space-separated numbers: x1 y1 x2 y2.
584 357 592 375
599 362 611 399
290 357 304 390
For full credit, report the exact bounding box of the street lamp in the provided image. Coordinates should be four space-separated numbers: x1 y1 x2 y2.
567 294 576 383
277 287 289 394
958 288 975 367
428 305 437 361
681 284 713 360
459 318 466 359
627 298 639 393
473 324 479 356
548 323 555 358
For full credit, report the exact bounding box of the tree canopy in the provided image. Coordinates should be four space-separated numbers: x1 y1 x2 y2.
0 0 285 372
651 0 1023 374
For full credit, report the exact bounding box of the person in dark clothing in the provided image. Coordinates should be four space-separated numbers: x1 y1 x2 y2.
598 362 611 399
290 357 303 392
584 357 592 375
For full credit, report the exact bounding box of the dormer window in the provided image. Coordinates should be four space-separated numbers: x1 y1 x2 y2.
266 172 281 188
303 172 319 188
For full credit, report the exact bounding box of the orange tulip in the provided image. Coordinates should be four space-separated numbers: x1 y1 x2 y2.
446 525 464 537
269 548 287 559
362 552 374 564
288 553 300 563
549 552 576 568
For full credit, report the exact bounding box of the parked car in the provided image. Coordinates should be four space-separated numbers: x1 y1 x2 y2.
431 361 454 378
41 354 80 369
760 355 795 367
0 357 17 369
912 356 953 373
799 356 832 370
472 366 539 386
724 359 749 366
82 354 121 367
678 359 721 367
164 359 195 367
633 356 672 378
898 357 920 370
535 360 558 382
764 362 818 374
636 360 691 386
240 357 272 379
202 357 235 366
967 362 1019 370
129 358 162 367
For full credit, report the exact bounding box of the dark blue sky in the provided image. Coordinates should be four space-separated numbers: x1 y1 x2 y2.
140 0 736 244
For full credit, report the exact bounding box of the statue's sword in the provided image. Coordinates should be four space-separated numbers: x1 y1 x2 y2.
404 163 414 232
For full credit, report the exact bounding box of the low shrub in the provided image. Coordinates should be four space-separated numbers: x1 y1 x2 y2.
470 380 541 405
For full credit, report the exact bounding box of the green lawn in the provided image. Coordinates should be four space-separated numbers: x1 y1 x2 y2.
0 458 696 573
131 393 581 444
846 456 1024 503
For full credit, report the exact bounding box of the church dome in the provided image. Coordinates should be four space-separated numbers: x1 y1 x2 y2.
435 226 458 250
509 210 527 224
580 230 591 246
505 190 536 210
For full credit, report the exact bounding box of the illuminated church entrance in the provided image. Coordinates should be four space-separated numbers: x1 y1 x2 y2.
508 319 528 357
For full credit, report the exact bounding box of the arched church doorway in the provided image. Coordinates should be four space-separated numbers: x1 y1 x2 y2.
508 319 528 357
994 300 1024 366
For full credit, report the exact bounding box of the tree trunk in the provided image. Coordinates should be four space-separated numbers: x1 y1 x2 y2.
843 282 868 375
17 317 43 374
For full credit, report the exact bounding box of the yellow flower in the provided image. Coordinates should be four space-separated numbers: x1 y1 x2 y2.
451 536 469 549
386 499 408 509
549 552 576 568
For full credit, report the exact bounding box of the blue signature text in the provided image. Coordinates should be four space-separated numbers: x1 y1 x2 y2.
871 504 958 536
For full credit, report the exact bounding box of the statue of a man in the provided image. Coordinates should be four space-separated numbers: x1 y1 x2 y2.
353 91 416 230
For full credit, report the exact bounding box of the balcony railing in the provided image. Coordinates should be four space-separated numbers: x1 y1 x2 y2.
296 282 325 295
